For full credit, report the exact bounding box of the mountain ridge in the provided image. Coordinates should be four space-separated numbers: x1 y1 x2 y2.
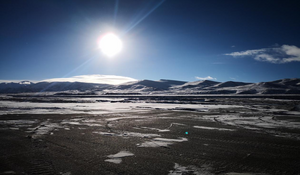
0 78 299 94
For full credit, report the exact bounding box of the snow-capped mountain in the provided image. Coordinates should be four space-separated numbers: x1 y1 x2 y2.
113 79 187 91
0 78 299 94
234 78 300 94
0 81 110 93
174 80 220 89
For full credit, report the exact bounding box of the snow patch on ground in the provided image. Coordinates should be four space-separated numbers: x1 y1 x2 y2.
61 118 103 127
193 126 235 131
106 116 150 121
201 114 300 139
138 137 188 148
93 131 161 138
0 119 37 125
0 119 38 130
0 101 243 115
139 123 186 132
105 151 134 164
28 121 62 138
140 126 170 132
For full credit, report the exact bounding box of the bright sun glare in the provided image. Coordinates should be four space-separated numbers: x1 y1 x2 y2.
98 33 122 57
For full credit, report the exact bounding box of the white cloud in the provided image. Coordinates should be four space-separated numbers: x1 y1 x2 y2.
281 45 300 63
225 49 265 57
254 54 280 63
195 76 217 81
225 45 300 64
42 75 137 85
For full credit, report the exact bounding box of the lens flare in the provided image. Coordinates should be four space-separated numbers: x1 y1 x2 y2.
98 33 122 57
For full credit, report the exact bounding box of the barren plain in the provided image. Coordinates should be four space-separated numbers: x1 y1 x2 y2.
1 95 300 175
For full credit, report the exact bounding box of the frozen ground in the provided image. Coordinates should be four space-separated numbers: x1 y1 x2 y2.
1 95 299 140
0 94 300 174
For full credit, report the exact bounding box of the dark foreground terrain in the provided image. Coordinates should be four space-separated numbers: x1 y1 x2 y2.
1 108 300 175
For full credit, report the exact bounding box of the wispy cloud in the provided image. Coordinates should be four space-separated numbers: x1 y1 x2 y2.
225 45 300 64
42 75 137 85
195 76 217 81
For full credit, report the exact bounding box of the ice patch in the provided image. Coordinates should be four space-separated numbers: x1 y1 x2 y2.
94 131 161 138
202 114 300 140
138 137 188 148
172 123 186 126
106 116 149 121
0 120 37 125
122 132 160 138
83 123 102 127
158 129 170 132
154 138 188 142
105 158 122 164
141 127 170 132
28 121 62 138
0 119 38 130
0 100 243 115
105 151 134 164
107 151 134 158
61 121 81 125
61 118 103 127
193 126 235 131
285 111 300 115
140 122 186 133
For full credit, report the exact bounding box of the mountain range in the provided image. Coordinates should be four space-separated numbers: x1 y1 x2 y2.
0 78 300 94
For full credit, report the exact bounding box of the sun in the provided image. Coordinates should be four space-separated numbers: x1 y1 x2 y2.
98 33 122 57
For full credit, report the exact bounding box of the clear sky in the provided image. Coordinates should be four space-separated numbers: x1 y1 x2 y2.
0 0 299 83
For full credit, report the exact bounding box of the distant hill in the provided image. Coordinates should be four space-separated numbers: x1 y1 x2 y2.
113 79 187 91
175 80 220 89
0 81 110 93
0 78 299 94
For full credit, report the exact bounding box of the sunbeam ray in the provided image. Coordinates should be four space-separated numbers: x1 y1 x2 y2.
113 0 119 26
124 0 166 33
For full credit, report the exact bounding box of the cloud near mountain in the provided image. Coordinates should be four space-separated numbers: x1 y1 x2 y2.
42 75 137 85
195 76 217 80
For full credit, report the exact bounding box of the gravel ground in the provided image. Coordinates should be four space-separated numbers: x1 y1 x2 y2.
1 108 300 175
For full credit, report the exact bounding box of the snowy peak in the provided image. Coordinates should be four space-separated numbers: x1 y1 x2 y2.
0 81 110 93
158 79 187 86
178 80 220 89
115 79 186 91
213 81 251 88
19 81 32 85
271 78 300 87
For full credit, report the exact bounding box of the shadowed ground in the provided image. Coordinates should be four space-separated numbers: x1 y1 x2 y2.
1 108 300 175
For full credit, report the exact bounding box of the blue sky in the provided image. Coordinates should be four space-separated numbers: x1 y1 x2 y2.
0 0 299 84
